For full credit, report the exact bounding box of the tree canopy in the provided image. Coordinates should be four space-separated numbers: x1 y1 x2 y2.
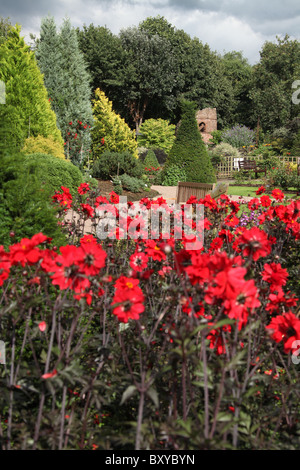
36 16 93 165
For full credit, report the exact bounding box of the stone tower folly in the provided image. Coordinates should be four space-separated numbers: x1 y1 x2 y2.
195 108 217 144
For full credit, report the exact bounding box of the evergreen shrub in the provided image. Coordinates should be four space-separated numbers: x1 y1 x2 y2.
92 151 143 180
23 153 83 195
165 100 216 183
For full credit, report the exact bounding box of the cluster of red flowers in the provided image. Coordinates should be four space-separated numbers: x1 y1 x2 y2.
0 232 108 306
145 167 160 172
52 186 73 210
1 184 299 355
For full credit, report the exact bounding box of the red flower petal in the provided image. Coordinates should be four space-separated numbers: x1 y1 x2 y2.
38 321 47 332
41 369 57 379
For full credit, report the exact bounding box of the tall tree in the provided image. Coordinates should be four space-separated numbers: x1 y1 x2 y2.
140 16 236 129
36 17 93 165
118 26 179 132
0 25 62 151
249 35 300 133
76 24 124 106
221 51 253 126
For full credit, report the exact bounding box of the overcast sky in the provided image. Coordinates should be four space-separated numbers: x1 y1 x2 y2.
2 0 300 64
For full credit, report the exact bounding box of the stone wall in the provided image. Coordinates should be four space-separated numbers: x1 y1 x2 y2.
196 108 217 144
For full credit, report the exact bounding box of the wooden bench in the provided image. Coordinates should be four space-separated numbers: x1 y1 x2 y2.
176 182 216 204
238 159 266 178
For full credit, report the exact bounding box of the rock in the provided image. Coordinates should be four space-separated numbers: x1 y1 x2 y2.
210 182 228 199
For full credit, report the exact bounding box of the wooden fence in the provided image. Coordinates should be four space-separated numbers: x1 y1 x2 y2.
216 155 299 179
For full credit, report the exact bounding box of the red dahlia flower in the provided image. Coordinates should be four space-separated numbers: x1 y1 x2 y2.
234 227 273 261
9 233 49 266
81 203 94 218
130 251 149 272
271 189 285 201
78 241 107 276
266 312 300 353
112 276 145 322
262 263 288 290
78 182 90 195
0 246 11 286
256 186 266 195
145 240 166 262
260 195 272 208
48 245 90 293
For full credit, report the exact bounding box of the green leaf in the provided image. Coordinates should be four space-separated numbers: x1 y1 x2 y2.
40 349 47 364
227 350 247 369
210 318 235 331
120 385 137 405
216 412 234 422
146 387 159 408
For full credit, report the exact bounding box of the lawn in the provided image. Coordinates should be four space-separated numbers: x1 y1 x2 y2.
228 185 299 199
227 185 258 198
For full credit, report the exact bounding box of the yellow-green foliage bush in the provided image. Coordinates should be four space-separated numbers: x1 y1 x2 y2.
92 88 138 160
22 135 65 159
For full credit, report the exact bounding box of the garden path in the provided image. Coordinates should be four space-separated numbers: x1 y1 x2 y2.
151 185 254 204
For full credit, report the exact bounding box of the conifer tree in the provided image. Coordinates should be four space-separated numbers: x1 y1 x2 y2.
165 100 216 183
36 17 93 166
92 88 138 160
143 150 159 169
0 25 63 151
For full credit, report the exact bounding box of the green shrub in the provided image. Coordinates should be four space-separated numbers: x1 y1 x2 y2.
138 147 168 166
209 143 240 168
162 164 187 186
232 170 254 184
22 135 65 160
111 176 123 195
257 154 280 170
0 153 66 248
92 151 143 180
249 144 277 158
269 127 294 154
143 149 160 170
208 130 223 146
152 168 163 185
82 174 99 190
222 124 255 148
119 174 146 193
165 100 216 183
265 161 297 190
208 150 225 168
137 118 176 154
137 146 149 160
214 142 241 159
23 153 83 195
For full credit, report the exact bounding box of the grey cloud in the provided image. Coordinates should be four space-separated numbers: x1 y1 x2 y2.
3 0 300 30
1 0 299 65
164 0 300 22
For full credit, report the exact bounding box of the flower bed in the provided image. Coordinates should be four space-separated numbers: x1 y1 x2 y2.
0 183 299 450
